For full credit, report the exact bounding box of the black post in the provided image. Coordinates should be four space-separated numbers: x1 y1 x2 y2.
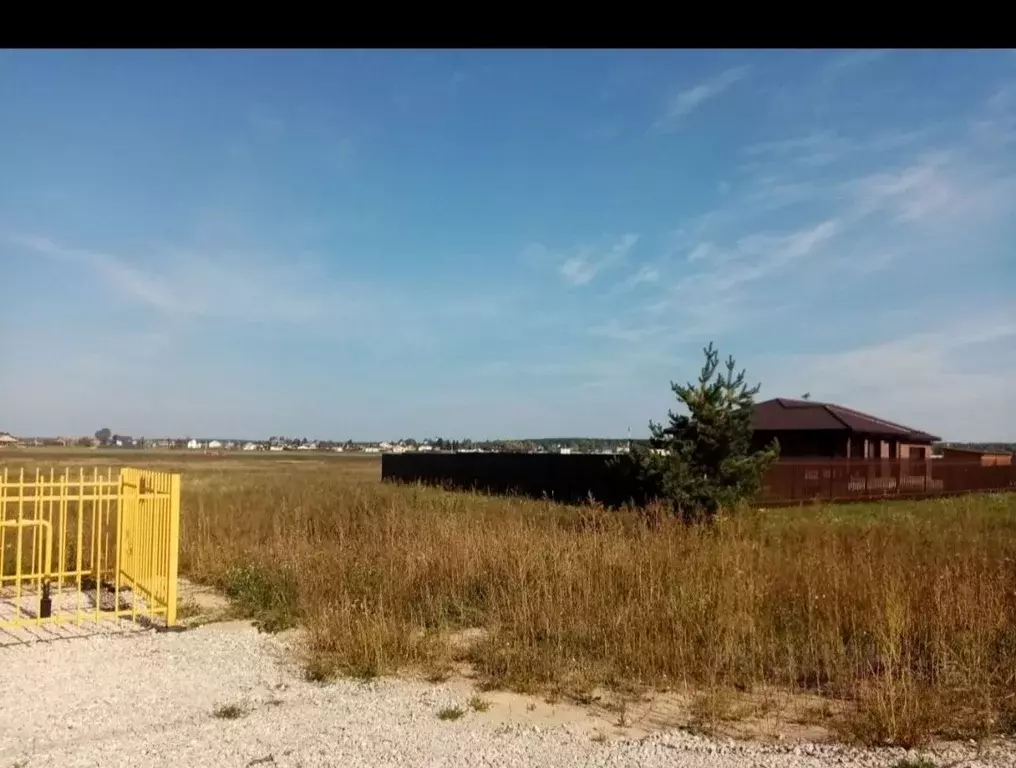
40 581 52 619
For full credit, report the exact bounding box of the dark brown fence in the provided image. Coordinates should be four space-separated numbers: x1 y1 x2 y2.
383 453 1016 506
382 452 648 506
760 459 1016 504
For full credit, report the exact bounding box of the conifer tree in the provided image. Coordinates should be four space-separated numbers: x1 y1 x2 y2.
628 343 779 522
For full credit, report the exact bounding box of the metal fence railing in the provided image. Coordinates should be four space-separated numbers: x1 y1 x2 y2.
758 459 1016 504
0 467 181 632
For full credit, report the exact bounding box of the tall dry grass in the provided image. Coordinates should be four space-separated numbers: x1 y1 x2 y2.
172 459 1016 745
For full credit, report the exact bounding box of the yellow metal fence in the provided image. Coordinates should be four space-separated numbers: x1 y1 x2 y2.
0 467 180 630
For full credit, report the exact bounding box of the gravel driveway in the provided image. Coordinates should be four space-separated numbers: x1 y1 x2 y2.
1 621 1012 768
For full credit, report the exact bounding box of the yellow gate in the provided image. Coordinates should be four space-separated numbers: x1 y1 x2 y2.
0 467 181 632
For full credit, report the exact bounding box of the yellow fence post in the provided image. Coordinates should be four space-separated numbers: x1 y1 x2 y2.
166 473 181 626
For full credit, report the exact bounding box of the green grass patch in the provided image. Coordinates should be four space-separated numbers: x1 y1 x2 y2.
222 563 300 633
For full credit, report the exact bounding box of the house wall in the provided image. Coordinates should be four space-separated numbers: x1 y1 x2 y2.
753 431 935 462
752 430 848 458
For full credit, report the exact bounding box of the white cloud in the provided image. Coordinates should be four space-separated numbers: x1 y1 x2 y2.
624 264 659 288
686 242 720 263
680 219 840 293
745 131 857 168
850 158 955 222
592 220 841 358
755 314 1016 441
847 151 1015 231
557 233 639 286
651 66 749 133
9 234 349 325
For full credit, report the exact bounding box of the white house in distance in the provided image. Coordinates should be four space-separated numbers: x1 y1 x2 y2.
186 439 203 450
207 440 223 449
0 433 20 448
242 442 260 451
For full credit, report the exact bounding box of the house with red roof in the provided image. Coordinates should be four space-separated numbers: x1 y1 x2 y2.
750 398 939 461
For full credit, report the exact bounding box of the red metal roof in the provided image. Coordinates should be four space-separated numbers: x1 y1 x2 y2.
753 398 940 442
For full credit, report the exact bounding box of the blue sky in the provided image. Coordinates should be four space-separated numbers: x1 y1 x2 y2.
2 49 1014 441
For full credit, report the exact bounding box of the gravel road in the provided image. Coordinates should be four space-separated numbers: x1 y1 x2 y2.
2 621 1013 768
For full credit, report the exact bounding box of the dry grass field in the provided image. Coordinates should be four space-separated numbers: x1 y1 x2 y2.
4 449 1016 746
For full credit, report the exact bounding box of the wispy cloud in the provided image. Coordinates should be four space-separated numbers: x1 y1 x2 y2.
594 219 841 355
850 158 955 223
972 83 1016 147
676 219 840 295
624 264 660 289
821 50 890 81
651 66 749 133
847 151 1015 228
757 312 1016 440
741 126 939 180
743 131 854 167
9 234 341 325
541 233 640 286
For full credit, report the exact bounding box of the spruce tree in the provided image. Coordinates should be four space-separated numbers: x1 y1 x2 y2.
629 342 779 522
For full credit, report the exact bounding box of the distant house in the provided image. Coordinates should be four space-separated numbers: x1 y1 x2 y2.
269 445 285 452
242 442 260 451
417 444 433 452
751 398 939 460
186 439 203 450
0 433 20 448
207 440 223 449
941 446 1013 467
363 446 381 454
332 446 344 453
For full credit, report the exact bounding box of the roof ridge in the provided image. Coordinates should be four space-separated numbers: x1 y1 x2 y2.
818 402 854 430
827 402 926 435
